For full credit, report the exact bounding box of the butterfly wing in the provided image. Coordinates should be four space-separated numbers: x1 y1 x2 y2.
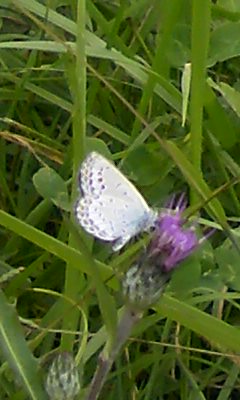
75 152 156 250
79 152 148 202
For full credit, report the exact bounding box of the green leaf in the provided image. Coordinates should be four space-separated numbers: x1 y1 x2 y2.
208 22 240 66
216 246 240 291
122 146 163 186
33 167 70 211
167 23 191 67
86 137 112 158
204 83 238 149
167 257 201 299
208 79 240 118
215 228 240 291
217 0 240 13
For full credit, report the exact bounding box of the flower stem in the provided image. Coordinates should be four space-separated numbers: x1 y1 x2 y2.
61 0 87 351
85 307 142 400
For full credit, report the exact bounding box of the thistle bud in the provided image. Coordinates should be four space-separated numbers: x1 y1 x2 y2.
45 352 80 400
122 255 170 310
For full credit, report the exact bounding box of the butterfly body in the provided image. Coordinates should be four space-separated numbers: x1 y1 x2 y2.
75 152 157 251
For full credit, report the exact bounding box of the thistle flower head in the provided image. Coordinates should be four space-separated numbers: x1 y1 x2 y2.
149 194 199 272
45 352 80 400
122 194 210 310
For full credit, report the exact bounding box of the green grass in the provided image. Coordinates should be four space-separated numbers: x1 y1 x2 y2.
1 0 240 399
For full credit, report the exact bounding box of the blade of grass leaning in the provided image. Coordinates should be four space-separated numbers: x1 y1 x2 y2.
0 290 46 399
60 0 87 352
131 0 183 139
0 38 182 114
66 221 118 352
165 140 240 251
0 209 113 280
158 294 240 354
216 364 240 400
190 0 211 203
82 292 240 363
205 132 240 215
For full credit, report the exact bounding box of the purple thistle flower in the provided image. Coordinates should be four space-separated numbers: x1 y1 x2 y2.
149 194 201 272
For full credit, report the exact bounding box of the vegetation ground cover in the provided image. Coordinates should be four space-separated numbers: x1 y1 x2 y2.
1 1 240 399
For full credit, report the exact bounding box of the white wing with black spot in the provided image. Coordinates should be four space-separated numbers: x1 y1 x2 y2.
75 152 157 251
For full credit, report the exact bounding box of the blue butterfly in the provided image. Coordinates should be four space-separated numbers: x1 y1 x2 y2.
75 152 157 251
